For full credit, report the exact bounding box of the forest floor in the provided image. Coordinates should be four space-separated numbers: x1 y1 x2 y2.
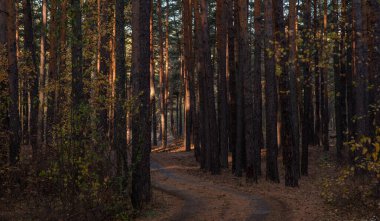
137 139 371 221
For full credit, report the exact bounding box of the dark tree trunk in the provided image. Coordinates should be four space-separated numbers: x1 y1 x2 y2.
131 0 151 209
6 0 21 165
265 0 279 183
368 0 380 126
281 0 298 187
199 0 220 174
237 0 255 182
313 0 321 146
114 0 128 191
253 0 263 177
216 0 228 168
301 0 313 175
0 0 7 166
339 0 348 154
353 0 369 138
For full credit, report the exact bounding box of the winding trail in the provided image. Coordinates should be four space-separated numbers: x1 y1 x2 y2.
149 150 285 221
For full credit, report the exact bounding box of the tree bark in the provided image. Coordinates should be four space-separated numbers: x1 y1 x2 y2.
131 0 151 209
6 0 21 165
301 0 313 175
216 0 228 168
253 0 263 177
265 0 279 183
150 2 157 146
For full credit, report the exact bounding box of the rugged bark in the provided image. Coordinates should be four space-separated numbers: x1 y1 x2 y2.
131 0 151 209
6 0 21 165
265 0 279 183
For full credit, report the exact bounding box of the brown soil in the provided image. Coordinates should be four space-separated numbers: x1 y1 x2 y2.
141 139 354 221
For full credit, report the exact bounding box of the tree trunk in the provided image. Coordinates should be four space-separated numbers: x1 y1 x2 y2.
281 0 298 187
353 0 369 138
0 0 7 166
321 0 329 152
227 0 237 173
313 0 321 146
368 0 380 126
253 0 263 177
216 0 228 168
237 0 255 181
131 0 151 209
157 0 167 149
6 0 21 165
301 0 313 175
265 0 279 183
150 2 157 146
37 0 47 151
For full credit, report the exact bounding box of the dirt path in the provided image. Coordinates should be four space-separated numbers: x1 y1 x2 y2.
148 150 289 221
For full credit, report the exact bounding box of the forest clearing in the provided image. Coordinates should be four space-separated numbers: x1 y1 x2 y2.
0 0 379 220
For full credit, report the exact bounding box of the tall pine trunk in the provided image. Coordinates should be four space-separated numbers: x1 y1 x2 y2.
6 0 21 164
216 0 228 168
253 0 263 177
265 0 279 183
131 0 151 209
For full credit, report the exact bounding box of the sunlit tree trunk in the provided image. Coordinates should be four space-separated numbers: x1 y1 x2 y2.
150 2 157 146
